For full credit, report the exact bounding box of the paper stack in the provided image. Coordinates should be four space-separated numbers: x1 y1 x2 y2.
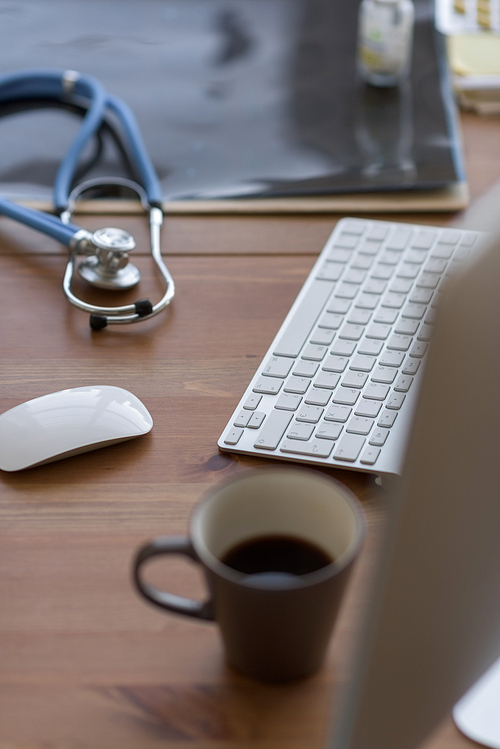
436 0 500 114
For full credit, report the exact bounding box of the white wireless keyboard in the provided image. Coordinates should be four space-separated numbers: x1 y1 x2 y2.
218 218 482 480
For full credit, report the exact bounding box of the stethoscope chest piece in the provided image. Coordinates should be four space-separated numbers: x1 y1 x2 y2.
78 227 141 290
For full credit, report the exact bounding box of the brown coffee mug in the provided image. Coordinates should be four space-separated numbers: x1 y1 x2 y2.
133 468 365 682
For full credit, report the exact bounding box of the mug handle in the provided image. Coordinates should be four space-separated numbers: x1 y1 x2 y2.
133 536 214 620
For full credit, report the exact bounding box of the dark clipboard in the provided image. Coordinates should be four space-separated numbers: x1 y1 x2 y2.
0 0 467 212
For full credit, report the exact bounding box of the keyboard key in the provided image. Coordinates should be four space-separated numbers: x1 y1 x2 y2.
417 324 433 342
284 376 310 394
330 340 356 357
355 399 382 418
344 269 367 284
310 328 336 346
327 298 351 314
379 251 400 266
333 388 360 406
347 416 374 435
356 293 379 310
390 278 413 294
360 446 381 465
316 263 344 282
253 378 282 395
254 410 292 450
387 392 406 410
397 263 420 279
342 371 368 389
373 307 398 325
439 230 460 244
410 341 428 358
287 422 315 440
394 375 413 392
328 247 352 262
402 357 420 375
352 254 373 270
377 410 398 428
322 248 352 266
336 283 359 299
339 323 365 341
315 421 343 440
224 427 244 445
322 354 349 373
334 233 358 249
402 303 426 319
363 279 387 294
364 383 390 400
431 243 454 259
417 272 441 289
425 258 447 274
387 334 412 351
302 344 328 361
234 410 251 427
409 288 433 304
386 229 410 250
334 434 365 462
276 393 302 411
325 405 352 422
405 249 427 264
371 264 394 280
371 366 397 384
412 230 436 249
342 219 366 235
350 354 376 372
262 356 294 378
382 292 406 309
281 439 334 458
305 389 331 407
293 360 319 377
367 224 389 241
459 233 477 247
366 323 390 340
248 412 266 429
369 428 389 446
243 393 262 410
395 319 419 336
347 308 372 325
358 239 381 255
313 371 341 389
378 350 405 367
319 312 343 329
358 338 384 356
296 405 324 423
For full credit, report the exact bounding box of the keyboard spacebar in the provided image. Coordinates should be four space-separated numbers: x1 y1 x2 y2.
272 280 335 357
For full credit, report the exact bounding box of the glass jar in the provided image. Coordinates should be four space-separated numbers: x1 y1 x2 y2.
357 0 415 87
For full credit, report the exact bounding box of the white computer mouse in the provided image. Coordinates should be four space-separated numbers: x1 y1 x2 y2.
0 385 153 472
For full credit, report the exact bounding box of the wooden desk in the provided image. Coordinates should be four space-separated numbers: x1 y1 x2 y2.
1 111 499 749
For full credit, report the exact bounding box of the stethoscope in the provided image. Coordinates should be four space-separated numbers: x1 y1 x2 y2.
0 69 174 330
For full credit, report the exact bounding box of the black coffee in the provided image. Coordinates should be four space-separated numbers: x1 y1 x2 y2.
221 535 333 576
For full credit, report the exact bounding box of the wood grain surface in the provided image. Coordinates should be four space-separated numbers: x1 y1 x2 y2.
1 110 498 749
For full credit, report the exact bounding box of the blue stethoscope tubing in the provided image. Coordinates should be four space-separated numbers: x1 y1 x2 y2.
0 69 174 329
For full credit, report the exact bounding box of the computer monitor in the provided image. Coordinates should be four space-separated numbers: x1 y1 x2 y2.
326 209 500 749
